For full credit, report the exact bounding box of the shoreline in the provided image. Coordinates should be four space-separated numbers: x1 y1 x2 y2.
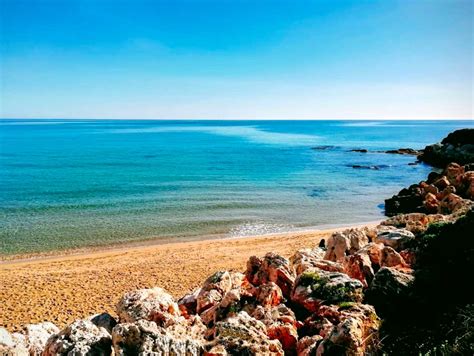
0 221 380 331
1 219 383 263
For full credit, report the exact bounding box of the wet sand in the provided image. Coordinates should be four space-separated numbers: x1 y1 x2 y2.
0 223 378 332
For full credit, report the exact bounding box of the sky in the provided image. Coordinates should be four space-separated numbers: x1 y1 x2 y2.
0 0 472 119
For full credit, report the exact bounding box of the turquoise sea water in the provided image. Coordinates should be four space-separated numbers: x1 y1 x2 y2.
1 120 472 255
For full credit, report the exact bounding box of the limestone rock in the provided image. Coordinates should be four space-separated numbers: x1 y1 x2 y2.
291 270 364 312
0 327 29 356
206 312 284 355
375 227 415 251
289 248 325 275
43 320 112 356
246 253 295 298
116 287 180 326
112 317 205 355
324 232 350 262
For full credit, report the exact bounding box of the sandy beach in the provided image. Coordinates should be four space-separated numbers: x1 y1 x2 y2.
0 223 379 332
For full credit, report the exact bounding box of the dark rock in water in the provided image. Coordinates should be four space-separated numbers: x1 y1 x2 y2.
311 145 337 150
350 164 390 170
419 129 474 167
408 161 421 166
441 128 474 146
350 149 368 153
384 148 421 156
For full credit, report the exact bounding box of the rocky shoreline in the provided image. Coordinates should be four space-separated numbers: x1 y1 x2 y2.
1 129 473 355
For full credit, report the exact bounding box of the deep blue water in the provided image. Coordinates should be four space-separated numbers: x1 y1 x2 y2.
0 120 472 255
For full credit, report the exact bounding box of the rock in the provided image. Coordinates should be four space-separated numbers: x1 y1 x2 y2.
439 193 465 214
197 271 233 314
350 149 368 153
89 313 117 334
206 312 284 355
256 282 283 308
384 184 425 216
344 228 370 253
112 318 205 355
433 176 450 190
19 322 60 355
344 252 375 288
289 248 325 275
43 320 112 356
178 288 201 317
366 267 414 314
246 253 295 298
290 248 344 275
381 212 449 234
423 192 440 213
463 171 474 199
311 145 338 150
0 327 29 356
351 165 382 170
384 148 421 155
357 242 384 268
375 227 415 250
380 246 407 268
324 232 350 262
300 303 380 355
291 270 364 312
116 287 180 326
445 162 465 187
399 249 416 266
419 129 474 167
252 304 299 354
296 335 323 355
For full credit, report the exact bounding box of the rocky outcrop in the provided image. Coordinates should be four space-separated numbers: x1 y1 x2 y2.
419 128 474 167
385 163 474 216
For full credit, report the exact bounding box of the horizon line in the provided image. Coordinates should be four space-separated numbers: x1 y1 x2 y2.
1 117 473 121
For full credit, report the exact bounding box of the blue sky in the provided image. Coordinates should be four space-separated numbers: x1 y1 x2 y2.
0 0 472 119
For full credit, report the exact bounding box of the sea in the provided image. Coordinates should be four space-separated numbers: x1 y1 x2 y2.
1 119 472 255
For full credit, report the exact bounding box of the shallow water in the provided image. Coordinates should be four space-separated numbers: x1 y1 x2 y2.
0 119 471 254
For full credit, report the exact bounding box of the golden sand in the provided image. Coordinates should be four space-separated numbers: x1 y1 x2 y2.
0 223 378 332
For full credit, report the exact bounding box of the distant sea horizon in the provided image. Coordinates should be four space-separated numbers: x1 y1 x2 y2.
1 119 472 255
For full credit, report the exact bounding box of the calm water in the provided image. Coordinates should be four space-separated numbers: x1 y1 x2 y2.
1 120 472 255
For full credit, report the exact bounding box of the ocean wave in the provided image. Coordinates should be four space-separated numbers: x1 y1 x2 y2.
228 221 294 237
107 125 319 146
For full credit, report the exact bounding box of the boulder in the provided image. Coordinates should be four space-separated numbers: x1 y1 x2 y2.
89 313 117 334
116 287 180 326
43 320 112 356
251 304 299 354
246 253 295 298
197 271 233 314
206 312 284 355
301 304 380 356
178 288 201 317
112 317 205 355
324 232 350 262
380 246 407 268
375 227 415 251
255 282 283 308
419 129 474 167
423 192 440 213
289 248 325 275
0 327 29 356
19 322 60 355
366 267 414 314
291 270 364 312
439 193 465 214
296 335 323 355
344 252 375 288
